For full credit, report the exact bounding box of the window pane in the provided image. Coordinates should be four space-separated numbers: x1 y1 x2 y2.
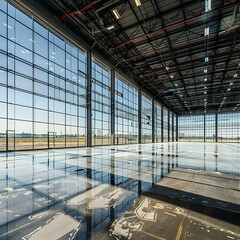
15 21 32 50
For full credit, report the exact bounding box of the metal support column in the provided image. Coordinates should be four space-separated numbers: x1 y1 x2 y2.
204 114 206 142
215 113 218 142
87 51 92 147
138 89 142 144
172 114 174 141
152 100 155 143
168 111 170 142
111 69 115 145
161 107 164 142
176 116 178 142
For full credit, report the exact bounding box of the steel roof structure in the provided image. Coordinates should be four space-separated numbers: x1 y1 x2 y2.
19 0 240 115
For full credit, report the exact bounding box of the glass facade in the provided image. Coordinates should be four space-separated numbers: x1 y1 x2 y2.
163 107 168 142
174 115 177 141
0 1 177 151
115 75 138 144
154 102 162 142
205 114 215 142
92 59 111 146
178 113 240 142
0 2 87 151
141 94 152 143
178 115 204 141
1 0 240 152
218 113 240 142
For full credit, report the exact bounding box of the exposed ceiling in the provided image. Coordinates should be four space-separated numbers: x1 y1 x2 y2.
22 0 240 115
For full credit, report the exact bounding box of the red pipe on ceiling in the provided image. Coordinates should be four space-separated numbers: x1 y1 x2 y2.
140 50 240 76
125 33 217 62
125 11 240 64
60 0 102 21
110 3 235 50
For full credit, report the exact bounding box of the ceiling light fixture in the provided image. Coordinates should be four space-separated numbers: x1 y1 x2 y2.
205 0 211 12
233 74 238 78
204 78 207 81
170 75 174 79
205 57 209 62
165 66 170 71
135 0 142 7
107 25 115 30
112 9 121 19
204 27 209 36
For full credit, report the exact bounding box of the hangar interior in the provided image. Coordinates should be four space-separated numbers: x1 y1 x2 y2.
0 0 239 239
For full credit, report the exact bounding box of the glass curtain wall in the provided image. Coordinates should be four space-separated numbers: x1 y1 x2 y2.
0 2 87 151
163 107 168 142
141 94 152 143
0 1 179 151
194 115 205 141
218 113 240 142
205 114 215 142
154 102 162 142
178 113 240 142
178 116 187 141
178 115 204 141
115 75 138 144
92 59 111 146
173 115 177 141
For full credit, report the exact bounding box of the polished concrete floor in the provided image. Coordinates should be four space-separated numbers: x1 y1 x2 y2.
0 142 239 240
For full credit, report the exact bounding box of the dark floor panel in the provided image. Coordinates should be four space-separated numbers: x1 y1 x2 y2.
149 168 240 213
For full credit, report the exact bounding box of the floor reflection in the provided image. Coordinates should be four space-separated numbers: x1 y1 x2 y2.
0 142 239 239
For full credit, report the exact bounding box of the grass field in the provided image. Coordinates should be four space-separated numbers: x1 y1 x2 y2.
1 137 239 151
0 136 141 151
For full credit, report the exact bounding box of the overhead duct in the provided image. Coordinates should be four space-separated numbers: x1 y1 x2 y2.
95 0 126 25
